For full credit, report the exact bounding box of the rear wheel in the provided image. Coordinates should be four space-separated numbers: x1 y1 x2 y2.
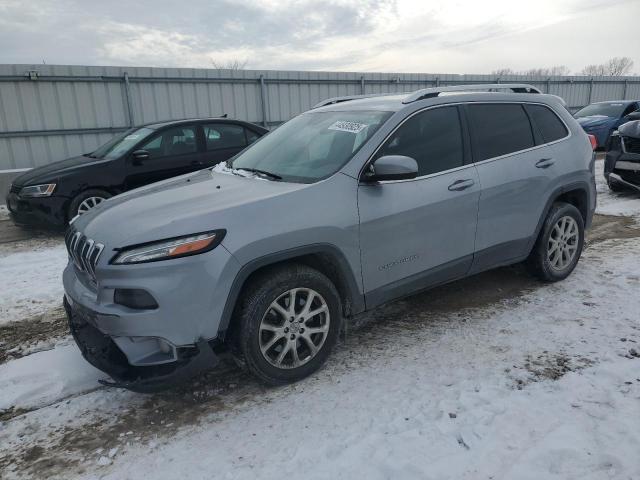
233 264 341 385
526 202 584 282
68 189 111 221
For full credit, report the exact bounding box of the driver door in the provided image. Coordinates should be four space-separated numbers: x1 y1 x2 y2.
358 106 480 308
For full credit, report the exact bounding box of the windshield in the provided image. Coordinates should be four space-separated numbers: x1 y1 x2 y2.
89 127 155 160
229 110 392 183
574 103 626 119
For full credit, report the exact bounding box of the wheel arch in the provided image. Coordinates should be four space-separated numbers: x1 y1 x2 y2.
527 181 592 254
217 244 365 339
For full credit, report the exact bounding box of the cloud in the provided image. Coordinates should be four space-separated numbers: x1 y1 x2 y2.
0 0 638 74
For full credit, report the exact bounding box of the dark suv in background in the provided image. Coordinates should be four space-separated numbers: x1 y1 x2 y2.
6 117 267 228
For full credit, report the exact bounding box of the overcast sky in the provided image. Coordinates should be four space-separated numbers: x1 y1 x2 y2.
0 0 638 74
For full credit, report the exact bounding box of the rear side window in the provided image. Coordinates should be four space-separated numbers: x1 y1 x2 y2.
203 123 247 151
377 106 464 176
467 104 534 161
139 126 197 159
526 104 568 144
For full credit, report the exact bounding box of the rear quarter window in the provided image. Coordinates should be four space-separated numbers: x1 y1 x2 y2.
467 104 535 161
525 104 569 144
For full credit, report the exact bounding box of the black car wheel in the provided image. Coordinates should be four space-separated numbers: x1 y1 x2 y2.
526 202 584 282
68 189 111 221
232 264 342 385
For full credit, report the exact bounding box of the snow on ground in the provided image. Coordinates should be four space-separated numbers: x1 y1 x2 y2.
0 344 106 411
0 158 639 479
0 245 67 325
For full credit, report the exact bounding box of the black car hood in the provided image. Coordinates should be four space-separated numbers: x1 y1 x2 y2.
618 120 640 139
12 154 109 187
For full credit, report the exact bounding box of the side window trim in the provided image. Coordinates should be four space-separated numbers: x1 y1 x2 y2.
465 102 572 166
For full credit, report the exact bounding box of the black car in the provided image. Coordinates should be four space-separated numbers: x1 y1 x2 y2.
604 113 640 192
6 118 268 228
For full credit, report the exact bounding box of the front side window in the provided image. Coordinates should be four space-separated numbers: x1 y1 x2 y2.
376 106 464 177
526 104 569 144
90 127 155 160
139 126 197 159
467 104 534 161
204 123 247 151
230 110 392 183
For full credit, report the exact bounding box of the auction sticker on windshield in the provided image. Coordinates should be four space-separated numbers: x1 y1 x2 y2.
328 121 368 134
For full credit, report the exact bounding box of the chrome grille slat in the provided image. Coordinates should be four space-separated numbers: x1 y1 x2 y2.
64 228 104 283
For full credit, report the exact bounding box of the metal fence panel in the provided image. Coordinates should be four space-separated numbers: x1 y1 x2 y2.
1 64 640 170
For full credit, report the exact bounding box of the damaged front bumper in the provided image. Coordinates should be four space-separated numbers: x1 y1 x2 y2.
605 122 640 191
63 295 219 392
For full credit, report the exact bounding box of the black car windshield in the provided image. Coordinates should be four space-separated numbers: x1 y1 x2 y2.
574 103 627 118
229 110 392 183
90 127 155 160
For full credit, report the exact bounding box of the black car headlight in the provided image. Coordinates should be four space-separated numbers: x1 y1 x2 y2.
110 230 226 265
20 183 56 197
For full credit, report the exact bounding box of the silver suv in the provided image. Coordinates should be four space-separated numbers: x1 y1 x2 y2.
63 84 596 391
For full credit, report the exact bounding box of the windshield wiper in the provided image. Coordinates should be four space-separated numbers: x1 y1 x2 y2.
234 167 282 180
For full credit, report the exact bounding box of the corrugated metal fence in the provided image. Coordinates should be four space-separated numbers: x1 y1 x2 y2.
2 63 640 171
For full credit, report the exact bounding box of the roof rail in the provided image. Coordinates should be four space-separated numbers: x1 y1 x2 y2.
312 92 399 109
402 84 542 104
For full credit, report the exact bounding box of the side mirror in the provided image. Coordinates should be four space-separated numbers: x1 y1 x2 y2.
624 111 640 121
363 155 419 182
131 150 150 165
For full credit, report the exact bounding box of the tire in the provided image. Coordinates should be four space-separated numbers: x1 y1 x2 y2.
232 264 342 385
67 189 111 221
526 202 584 282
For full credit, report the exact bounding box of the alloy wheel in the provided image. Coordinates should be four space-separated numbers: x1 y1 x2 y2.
258 288 330 369
547 215 579 271
77 196 105 215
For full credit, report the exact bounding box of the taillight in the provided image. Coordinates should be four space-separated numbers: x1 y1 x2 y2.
587 134 597 150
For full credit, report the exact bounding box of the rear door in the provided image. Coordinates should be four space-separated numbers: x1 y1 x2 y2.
201 122 260 167
124 124 204 190
467 103 561 272
358 105 480 307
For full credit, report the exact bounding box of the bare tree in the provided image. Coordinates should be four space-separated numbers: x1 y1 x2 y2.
491 68 515 76
580 57 634 76
210 59 248 70
492 66 570 76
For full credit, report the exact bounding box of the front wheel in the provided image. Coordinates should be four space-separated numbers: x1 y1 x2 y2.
526 202 584 282
233 264 342 385
68 189 111 222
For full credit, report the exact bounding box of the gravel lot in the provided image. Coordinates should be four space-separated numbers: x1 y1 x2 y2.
1 159 639 480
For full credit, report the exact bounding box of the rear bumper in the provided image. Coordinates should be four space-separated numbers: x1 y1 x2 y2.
64 295 219 392
5 192 68 229
604 148 640 188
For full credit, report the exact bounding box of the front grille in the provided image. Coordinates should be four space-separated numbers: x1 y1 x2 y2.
65 228 104 281
623 136 640 154
9 183 21 194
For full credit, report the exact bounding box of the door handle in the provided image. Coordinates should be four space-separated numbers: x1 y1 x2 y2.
448 179 475 191
535 158 555 169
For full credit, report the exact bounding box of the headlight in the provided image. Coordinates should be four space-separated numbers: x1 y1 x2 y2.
111 230 225 265
20 183 56 197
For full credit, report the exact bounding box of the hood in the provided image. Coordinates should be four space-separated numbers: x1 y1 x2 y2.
74 169 306 248
12 154 109 187
576 115 614 128
618 119 640 139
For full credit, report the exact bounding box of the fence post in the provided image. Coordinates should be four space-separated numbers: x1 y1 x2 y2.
360 75 365 95
546 77 551 94
623 79 629 99
588 78 594 104
435 76 440 87
123 72 134 127
259 74 268 128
